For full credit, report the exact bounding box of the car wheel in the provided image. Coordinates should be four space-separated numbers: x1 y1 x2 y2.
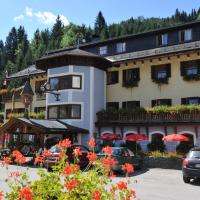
183 176 190 183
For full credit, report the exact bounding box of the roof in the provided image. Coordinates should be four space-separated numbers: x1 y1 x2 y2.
6 65 46 80
47 20 200 55
0 118 89 134
36 49 112 70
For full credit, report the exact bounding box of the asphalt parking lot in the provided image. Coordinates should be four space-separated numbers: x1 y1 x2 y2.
0 165 199 200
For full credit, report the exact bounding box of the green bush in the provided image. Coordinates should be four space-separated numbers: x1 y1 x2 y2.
147 141 166 152
176 142 193 154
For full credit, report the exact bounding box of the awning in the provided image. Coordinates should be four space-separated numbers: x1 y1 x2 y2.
0 118 89 135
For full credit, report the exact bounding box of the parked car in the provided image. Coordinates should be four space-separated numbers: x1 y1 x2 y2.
97 147 142 173
182 147 200 183
43 145 90 169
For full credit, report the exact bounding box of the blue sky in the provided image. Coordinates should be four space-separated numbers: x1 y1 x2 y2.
0 0 200 41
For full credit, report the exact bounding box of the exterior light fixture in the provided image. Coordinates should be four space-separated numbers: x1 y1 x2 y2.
40 82 60 101
20 79 34 118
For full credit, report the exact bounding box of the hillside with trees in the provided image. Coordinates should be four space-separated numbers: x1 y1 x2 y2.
0 8 200 88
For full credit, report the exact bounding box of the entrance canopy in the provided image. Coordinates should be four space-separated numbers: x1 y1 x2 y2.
0 118 89 135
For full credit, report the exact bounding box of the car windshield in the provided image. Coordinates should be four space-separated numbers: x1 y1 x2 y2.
49 145 60 153
189 151 200 158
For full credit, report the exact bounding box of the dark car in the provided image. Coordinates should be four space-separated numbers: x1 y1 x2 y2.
97 147 142 173
182 147 200 183
43 145 90 169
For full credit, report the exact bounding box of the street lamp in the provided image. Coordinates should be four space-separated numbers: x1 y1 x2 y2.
20 79 34 118
40 82 60 101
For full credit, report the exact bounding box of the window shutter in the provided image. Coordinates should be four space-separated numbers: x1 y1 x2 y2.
151 66 156 80
152 100 156 107
180 63 185 76
136 101 140 108
122 102 127 109
166 99 172 106
181 98 187 105
179 31 185 42
156 35 162 46
123 70 127 83
135 68 140 80
166 64 171 77
197 60 200 74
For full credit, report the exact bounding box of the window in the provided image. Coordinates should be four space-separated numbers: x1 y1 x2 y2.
152 99 172 107
180 60 200 80
49 75 82 90
123 68 140 87
151 64 171 83
122 101 140 110
181 97 200 105
106 102 119 110
99 46 108 55
107 71 119 85
48 104 81 119
35 80 46 100
157 34 168 46
116 42 126 53
179 29 192 42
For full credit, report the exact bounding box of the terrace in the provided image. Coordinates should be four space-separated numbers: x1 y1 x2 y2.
96 106 200 125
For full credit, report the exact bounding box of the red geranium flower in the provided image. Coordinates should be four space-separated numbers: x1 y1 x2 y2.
102 146 113 156
64 179 79 190
12 150 23 158
100 157 117 169
87 152 97 162
2 157 12 166
0 190 3 200
122 163 134 174
15 155 26 165
10 171 20 178
63 164 80 175
19 187 33 200
34 156 43 165
58 139 71 148
92 190 101 200
73 147 82 157
43 150 51 157
88 137 95 148
117 181 128 190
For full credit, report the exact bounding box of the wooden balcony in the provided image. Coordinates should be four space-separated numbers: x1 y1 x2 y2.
2 92 21 102
96 111 200 125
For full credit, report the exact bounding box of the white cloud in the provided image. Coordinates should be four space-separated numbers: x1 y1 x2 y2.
25 7 69 26
60 15 69 26
34 11 57 25
25 7 33 17
13 14 24 21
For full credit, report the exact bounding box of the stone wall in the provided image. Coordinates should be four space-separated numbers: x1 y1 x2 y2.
143 156 183 170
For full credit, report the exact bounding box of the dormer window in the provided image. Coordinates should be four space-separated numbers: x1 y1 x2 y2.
179 29 192 42
116 42 126 53
151 64 171 84
181 60 200 81
99 46 108 55
157 34 168 46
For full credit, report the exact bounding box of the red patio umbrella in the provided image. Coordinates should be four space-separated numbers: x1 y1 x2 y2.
125 134 147 142
100 133 122 140
162 134 189 142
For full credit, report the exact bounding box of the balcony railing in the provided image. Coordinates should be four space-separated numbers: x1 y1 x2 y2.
2 92 21 102
97 111 200 124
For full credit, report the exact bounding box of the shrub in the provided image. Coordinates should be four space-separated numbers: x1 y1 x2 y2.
147 141 166 152
124 141 141 153
2 138 136 200
176 142 193 154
